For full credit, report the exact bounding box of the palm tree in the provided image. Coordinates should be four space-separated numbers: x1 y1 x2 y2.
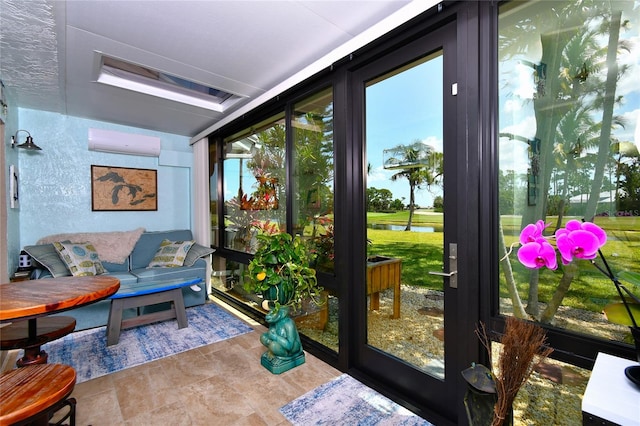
498 1 631 321
387 140 442 230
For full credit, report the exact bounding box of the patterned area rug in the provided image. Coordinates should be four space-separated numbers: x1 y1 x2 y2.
280 374 434 425
38 303 253 383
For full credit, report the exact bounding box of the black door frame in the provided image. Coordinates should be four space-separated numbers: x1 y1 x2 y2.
338 4 483 425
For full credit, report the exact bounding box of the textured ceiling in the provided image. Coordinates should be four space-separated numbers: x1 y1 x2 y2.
0 0 416 137
0 0 62 112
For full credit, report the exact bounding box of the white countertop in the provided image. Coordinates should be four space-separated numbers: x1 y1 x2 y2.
582 352 640 425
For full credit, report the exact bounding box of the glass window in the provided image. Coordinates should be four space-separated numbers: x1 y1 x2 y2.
223 113 287 253
498 1 640 346
214 90 337 353
292 88 335 272
291 87 337 351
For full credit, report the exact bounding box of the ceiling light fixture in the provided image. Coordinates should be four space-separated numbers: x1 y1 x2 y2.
11 130 43 150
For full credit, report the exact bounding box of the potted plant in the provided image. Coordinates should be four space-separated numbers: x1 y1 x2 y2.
245 229 323 311
244 226 324 374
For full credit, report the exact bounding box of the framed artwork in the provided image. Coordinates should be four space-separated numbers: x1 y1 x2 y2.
91 165 157 211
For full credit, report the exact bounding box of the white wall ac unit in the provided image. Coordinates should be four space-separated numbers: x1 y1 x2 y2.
88 128 161 157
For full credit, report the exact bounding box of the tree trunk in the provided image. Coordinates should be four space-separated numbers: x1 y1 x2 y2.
405 182 415 231
584 10 621 220
541 12 622 322
499 221 527 318
521 28 576 316
541 262 578 323
525 269 540 318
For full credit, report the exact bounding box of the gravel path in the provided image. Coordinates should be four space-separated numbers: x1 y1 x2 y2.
298 285 603 425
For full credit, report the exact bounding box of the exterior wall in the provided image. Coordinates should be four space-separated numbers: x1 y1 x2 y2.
15 108 193 250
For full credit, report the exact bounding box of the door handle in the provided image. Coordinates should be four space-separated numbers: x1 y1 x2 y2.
428 243 458 288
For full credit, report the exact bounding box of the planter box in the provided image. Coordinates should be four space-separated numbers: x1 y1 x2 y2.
367 256 401 319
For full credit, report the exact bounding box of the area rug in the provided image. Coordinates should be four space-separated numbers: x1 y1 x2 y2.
280 374 434 425
38 303 254 384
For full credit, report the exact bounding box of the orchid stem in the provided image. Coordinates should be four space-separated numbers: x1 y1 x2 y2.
594 249 638 329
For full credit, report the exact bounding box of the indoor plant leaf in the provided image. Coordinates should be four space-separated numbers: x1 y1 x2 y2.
603 302 640 326
618 271 640 289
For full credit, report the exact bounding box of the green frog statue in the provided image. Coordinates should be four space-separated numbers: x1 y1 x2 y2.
260 305 305 374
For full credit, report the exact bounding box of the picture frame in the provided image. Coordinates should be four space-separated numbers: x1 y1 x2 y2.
91 165 157 211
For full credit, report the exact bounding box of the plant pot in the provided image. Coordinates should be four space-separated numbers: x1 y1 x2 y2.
630 326 640 363
624 326 640 389
367 256 402 318
367 256 401 293
261 280 295 306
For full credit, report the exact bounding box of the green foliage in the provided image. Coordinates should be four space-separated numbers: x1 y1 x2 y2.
307 222 334 272
367 187 394 211
546 195 568 216
245 232 324 311
390 199 405 211
432 196 444 212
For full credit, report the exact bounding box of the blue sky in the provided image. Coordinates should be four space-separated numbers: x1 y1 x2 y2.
365 55 444 208
222 55 446 208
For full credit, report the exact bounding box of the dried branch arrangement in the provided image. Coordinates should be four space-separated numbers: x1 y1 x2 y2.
477 317 554 426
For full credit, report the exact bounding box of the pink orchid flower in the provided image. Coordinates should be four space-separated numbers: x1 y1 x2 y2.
555 220 607 265
517 240 558 270
519 220 548 245
517 220 557 270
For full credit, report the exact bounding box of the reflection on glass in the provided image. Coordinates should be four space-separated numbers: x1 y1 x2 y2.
216 90 339 354
292 88 335 272
291 88 338 351
222 113 287 253
498 1 640 346
365 52 445 378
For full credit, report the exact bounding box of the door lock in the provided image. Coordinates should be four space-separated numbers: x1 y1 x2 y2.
428 243 458 288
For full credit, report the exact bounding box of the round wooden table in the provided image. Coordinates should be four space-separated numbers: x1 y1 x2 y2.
0 275 120 366
0 363 77 426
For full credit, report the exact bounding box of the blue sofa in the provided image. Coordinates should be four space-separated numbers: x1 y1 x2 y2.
24 229 214 330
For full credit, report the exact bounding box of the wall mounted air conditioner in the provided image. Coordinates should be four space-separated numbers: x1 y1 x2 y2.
88 128 161 157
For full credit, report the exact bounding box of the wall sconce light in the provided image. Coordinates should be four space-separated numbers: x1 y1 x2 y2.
11 130 43 150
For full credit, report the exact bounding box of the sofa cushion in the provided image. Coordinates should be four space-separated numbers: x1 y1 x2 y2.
132 259 206 283
53 241 106 276
23 243 71 278
130 230 194 270
147 239 194 268
184 243 215 267
101 258 130 273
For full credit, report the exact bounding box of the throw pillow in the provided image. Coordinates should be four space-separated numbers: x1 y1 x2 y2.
53 242 107 276
23 243 72 278
183 243 215 267
147 239 195 268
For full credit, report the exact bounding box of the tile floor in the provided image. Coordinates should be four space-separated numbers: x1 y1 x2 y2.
63 301 342 425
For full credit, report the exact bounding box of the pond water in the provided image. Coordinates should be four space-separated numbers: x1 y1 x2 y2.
368 224 435 233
